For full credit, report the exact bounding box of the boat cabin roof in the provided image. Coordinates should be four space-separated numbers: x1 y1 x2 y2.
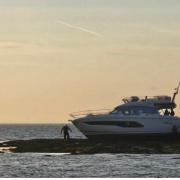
111 103 159 115
123 95 172 103
122 96 176 110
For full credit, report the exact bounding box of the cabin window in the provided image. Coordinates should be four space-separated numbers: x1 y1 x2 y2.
111 106 159 115
85 121 144 128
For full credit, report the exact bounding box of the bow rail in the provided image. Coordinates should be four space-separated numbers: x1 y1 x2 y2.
70 109 112 119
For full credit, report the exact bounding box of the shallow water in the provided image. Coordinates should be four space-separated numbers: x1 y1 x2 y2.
1 153 180 178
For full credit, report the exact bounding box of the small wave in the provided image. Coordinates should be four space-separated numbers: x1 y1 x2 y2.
0 140 10 143
43 153 71 157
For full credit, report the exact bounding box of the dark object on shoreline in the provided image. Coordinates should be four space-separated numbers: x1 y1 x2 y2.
61 125 72 141
1 138 180 154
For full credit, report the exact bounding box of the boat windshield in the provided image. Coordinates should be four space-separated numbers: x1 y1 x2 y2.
110 105 159 115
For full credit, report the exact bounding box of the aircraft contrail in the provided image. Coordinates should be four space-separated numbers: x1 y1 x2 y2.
57 19 102 37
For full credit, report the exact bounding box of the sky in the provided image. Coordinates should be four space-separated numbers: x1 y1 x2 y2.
0 0 180 123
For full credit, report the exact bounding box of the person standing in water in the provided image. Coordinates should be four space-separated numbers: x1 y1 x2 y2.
61 124 72 141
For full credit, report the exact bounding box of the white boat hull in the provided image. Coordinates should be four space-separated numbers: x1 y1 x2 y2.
72 114 180 139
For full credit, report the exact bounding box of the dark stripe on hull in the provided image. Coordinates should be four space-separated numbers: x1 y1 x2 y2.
86 133 180 141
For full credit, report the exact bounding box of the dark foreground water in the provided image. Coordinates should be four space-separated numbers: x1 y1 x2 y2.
1 124 180 178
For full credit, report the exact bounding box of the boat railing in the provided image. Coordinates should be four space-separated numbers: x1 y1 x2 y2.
123 95 172 103
70 109 112 119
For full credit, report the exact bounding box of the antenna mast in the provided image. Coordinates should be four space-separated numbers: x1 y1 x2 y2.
172 82 180 103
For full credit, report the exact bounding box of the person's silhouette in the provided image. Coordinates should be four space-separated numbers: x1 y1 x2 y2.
164 109 170 116
61 125 72 141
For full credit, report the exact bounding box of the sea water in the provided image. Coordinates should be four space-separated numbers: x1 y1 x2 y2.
0 124 85 141
0 124 180 178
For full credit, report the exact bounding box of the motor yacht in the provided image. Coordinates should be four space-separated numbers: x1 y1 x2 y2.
71 83 180 139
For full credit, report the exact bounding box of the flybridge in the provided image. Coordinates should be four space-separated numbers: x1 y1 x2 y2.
122 82 180 110
122 96 176 110
123 96 172 104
